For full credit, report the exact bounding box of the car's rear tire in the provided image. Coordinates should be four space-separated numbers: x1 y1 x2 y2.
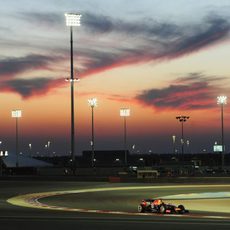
138 205 145 213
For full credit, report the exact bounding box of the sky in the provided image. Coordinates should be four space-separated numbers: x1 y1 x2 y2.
1 0 230 157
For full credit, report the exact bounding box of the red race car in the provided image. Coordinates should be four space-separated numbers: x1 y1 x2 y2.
138 198 189 214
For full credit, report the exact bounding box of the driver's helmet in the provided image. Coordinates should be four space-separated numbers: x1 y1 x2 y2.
153 199 162 206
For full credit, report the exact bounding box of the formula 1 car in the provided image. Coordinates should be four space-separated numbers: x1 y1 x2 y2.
137 198 189 214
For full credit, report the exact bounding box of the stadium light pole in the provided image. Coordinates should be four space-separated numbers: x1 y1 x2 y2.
217 95 227 168
88 98 97 167
172 135 176 154
176 115 189 165
28 143 32 157
11 110 22 168
65 13 81 174
47 141 51 156
120 108 130 166
0 151 8 176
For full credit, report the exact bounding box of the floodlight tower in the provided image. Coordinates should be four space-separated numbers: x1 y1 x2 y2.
172 135 176 154
29 143 32 156
65 13 81 174
217 95 227 168
0 151 8 176
11 110 22 167
88 98 97 167
176 115 189 163
120 108 130 166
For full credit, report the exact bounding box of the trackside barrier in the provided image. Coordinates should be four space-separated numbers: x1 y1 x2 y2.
108 176 121 183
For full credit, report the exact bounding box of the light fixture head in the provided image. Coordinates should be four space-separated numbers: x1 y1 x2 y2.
0 151 8 156
65 13 81 26
11 110 22 118
88 98 98 107
65 78 80 82
217 95 227 105
120 108 130 117
176 115 189 122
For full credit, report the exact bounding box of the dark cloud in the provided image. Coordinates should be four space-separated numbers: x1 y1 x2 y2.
82 12 229 42
0 54 65 98
0 54 61 78
2 12 230 99
0 77 63 98
136 73 226 110
17 12 63 28
167 15 230 57
82 12 181 38
78 13 230 76
83 12 114 33
15 11 230 77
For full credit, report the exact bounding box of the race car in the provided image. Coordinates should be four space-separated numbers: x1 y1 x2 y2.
137 198 189 214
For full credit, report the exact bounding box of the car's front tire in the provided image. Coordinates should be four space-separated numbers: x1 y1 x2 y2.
178 205 185 214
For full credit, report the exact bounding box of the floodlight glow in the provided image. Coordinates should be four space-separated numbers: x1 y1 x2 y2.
0 151 8 156
11 110 22 118
65 78 80 82
213 145 223 152
217 95 227 105
88 98 98 107
172 135 176 142
120 108 130 117
65 13 81 26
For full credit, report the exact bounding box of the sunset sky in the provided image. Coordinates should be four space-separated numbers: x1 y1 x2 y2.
1 0 230 156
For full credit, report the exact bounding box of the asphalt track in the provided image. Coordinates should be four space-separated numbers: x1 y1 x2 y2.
1 181 230 230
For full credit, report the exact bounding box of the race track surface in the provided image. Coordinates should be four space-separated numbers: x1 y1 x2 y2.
1 181 230 230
